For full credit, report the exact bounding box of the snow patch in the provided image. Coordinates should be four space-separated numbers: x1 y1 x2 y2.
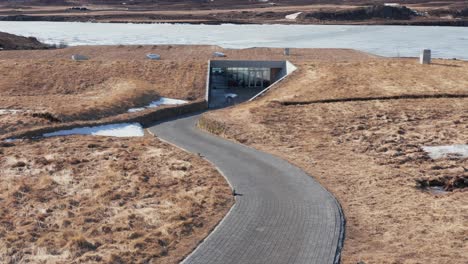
128 97 188 113
285 12 302 20
43 123 144 138
0 109 22 115
127 107 146 113
422 145 468 159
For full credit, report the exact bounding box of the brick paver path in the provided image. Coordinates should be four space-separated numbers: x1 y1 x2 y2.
149 113 344 264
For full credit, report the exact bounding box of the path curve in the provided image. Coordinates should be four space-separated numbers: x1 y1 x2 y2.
148 113 344 264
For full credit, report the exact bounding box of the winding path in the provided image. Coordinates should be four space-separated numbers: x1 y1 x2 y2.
148 113 344 264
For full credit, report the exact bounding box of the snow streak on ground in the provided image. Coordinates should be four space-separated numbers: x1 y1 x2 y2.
285 12 302 20
43 123 145 138
0 109 22 115
422 145 468 159
128 97 188 113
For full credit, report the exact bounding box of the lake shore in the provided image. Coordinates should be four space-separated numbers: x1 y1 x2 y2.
3 15 468 27
2 22 468 60
1 2 468 27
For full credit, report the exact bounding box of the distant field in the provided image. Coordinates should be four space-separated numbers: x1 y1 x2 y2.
0 0 467 25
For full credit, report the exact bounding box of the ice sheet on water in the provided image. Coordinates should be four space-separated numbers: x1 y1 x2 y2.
43 123 145 138
1 22 468 59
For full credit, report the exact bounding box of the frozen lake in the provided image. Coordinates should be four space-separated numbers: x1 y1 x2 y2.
1 22 468 59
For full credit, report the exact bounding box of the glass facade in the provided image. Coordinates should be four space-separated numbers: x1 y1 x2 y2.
211 67 271 89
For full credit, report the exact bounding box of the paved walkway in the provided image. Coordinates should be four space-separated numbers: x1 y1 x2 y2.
148 113 344 264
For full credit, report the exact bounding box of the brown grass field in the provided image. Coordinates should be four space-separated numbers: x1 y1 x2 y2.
0 135 232 263
0 45 372 135
200 58 468 263
0 45 237 263
267 59 468 102
1 44 467 263
0 48 207 134
0 58 206 133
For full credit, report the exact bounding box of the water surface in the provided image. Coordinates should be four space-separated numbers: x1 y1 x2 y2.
1 22 468 59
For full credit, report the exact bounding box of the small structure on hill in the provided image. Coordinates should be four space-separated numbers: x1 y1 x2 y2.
213 52 226 57
71 54 88 61
420 49 431 64
146 53 161 60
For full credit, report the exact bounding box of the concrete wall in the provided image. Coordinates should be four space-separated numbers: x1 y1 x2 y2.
4 101 208 140
249 60 297 101
205 60 212 103
210 60 287 69
286 60 298 74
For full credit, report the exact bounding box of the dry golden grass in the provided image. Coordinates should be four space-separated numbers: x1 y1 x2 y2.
0 135 233 263
0 46 372 135
263 58 468 103
0 59 206 117
0 45 374 63
0 44 465 263
0 45 374 263
0 57 207 134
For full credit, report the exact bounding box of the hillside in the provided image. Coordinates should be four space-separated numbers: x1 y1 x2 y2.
0 0 467 25
0 43 239 264
200 58 468 263
0 31 49 50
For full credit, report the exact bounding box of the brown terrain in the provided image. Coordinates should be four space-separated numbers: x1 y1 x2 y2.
0 42 368 263
0 44 370 135
200 58 468 263
1 39 467 263
0 135 232 263
0 0 468 25
0 46 208 134
0 40 236 263
0 31 50 50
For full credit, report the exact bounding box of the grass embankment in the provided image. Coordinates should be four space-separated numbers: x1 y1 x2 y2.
200 58 468 264
0 58 207 134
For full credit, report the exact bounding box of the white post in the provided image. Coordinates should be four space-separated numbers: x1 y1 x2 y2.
420 49 431 64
